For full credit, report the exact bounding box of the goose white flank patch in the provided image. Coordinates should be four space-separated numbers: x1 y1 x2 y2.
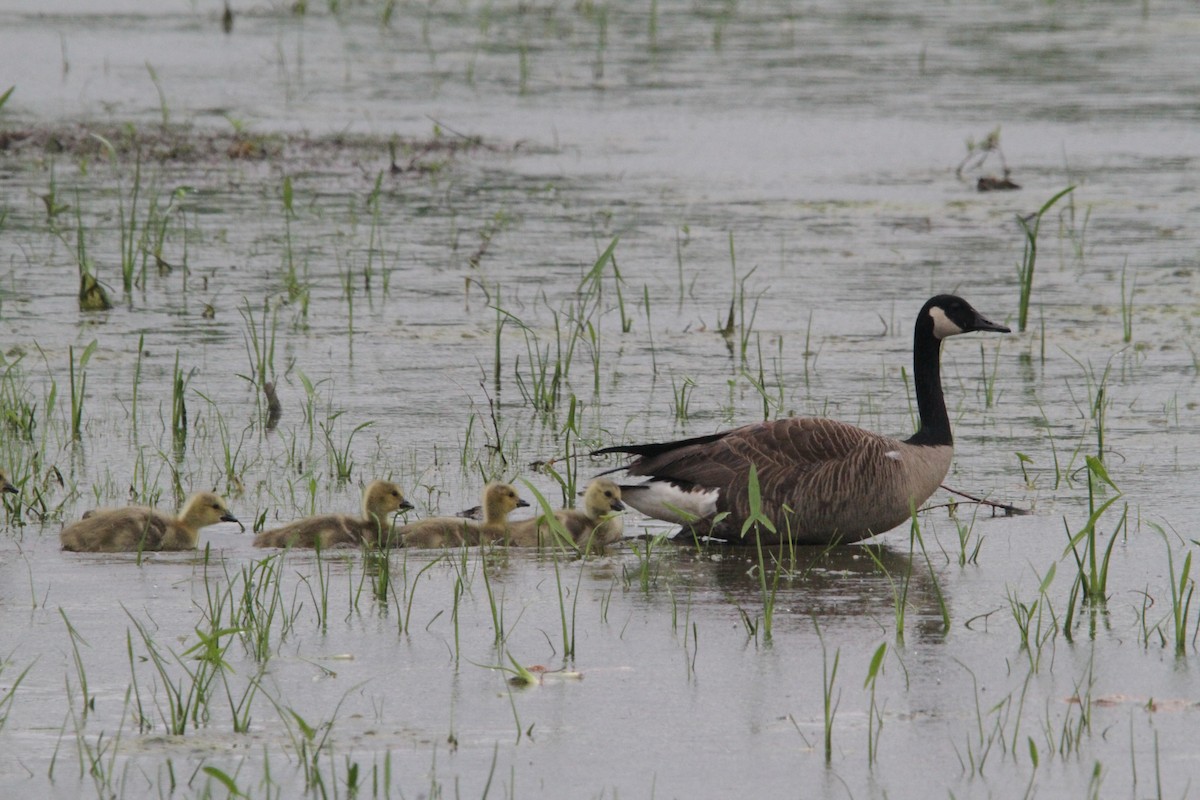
617 481 720 526
593 295 1010 545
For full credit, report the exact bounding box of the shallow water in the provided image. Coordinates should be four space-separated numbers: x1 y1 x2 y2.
2 0 1200 797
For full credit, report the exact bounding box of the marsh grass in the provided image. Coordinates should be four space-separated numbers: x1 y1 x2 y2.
144 62 170 126
951 504 984 566
1016 186 1075 332
240 300 278 389
1150 523 1194 657
741 465 779 643
717 234 764 365
1120 264 1137 343
0 657 33 733
814 620 840 763
321 416 372 482
67 340 97 441
125 607 239 735
522 480 586 657
1007 563 1058 671
259 685 354 792
299 545 333 633
399 553 447 636
863 544 911 645
670 374 696 421
233 555 292 662
864 642 886 766
60 609 94 718
1063 456 1125 637
170 351 189 450
1 354 40 451
624 531 667 592
195 391 252 495
908 508 950 633
117 150 142 293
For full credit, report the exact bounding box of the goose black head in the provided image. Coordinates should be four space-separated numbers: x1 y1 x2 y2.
921 295 1011 340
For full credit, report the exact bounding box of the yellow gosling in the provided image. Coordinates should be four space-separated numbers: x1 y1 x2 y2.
504 479 625 549
399 482 529 548
61 492 238 553
253 480 413 549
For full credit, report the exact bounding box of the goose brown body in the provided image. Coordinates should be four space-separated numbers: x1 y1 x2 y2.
504 479 626 549
612 420 952 544
253 480 412 549
399 483 528 548
61 492 238 552
595 295 1009 545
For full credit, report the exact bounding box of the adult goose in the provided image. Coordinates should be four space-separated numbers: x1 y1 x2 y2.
398 483 529 548
253 480 413 549
61 492 239 552
593 295 1009 545
504 478 626 549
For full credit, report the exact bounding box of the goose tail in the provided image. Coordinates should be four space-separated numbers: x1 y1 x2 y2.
591 430 731 463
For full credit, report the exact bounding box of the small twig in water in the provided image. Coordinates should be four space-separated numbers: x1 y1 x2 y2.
936 484 1031 516
478 381 508 468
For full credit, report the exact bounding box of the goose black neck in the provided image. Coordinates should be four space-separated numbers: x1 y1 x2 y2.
904 325 952 447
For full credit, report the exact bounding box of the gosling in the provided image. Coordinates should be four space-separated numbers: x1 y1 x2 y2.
253 480 413 549
504 479 625 549
61 492 238 552
399 482 529 548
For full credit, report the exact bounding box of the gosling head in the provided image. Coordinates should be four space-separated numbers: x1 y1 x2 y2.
581 478 625 520
182 492 239 529
921 295 1011 341
364 480 414 517
482 482 529 521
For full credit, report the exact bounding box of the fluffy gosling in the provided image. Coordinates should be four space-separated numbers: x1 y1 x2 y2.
61 492 238 553
253 480 413 549
504 478 625 549
399 482 528 548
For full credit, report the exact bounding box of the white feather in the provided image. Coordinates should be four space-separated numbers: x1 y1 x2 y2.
884 450 902 461
621 481 720 525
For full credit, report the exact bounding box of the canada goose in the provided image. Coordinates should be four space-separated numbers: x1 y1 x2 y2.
252 480 413 549
593 295 1010 545
1 470 16 495
398 483 529 548
504 479 626 549
61 492 239 552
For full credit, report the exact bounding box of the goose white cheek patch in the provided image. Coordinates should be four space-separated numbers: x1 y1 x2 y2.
928 306 964 339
